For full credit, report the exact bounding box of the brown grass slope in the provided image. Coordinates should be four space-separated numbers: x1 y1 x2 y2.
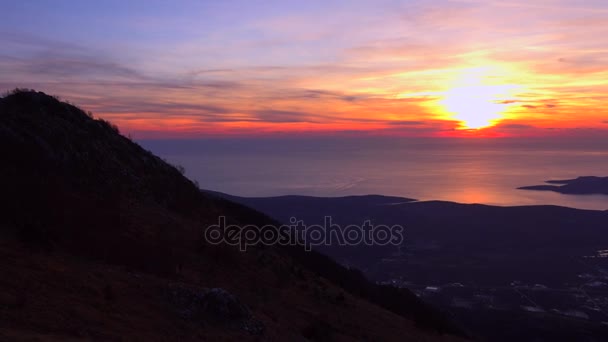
0 89 465 341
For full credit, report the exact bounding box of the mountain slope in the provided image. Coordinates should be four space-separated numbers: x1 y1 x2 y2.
0 89 463 341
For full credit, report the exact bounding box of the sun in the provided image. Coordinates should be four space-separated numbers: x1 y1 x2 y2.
440 85 513 129
438 67 520 130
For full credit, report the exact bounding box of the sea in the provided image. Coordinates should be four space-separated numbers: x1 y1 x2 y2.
140 137 608 211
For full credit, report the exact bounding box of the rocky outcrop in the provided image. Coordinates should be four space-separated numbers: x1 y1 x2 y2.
167 284 264 335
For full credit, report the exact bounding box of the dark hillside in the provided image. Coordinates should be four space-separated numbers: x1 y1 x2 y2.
0 89 463 341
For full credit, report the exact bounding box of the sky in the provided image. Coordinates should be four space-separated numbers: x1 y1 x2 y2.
1 0 608 138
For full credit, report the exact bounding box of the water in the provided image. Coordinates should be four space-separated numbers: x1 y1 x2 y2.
140 137 608 210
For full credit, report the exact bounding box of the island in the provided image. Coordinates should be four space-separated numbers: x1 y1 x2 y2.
518 176 608 195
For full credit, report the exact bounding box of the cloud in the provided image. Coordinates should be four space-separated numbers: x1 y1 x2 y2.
21 56 143 80
1 31 83 52
100 101 233 116
3 2 608 139
497 124 536 130
0 33 147 83
386 120 427 126
250 109 326 123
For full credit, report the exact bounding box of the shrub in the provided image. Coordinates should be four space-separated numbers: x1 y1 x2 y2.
1 88 35 98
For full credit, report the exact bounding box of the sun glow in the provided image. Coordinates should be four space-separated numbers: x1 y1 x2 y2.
439 67 521 130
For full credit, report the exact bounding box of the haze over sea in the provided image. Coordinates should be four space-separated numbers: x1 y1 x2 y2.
142 137 608 211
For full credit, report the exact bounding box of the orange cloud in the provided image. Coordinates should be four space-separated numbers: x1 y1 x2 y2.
2 0 608 138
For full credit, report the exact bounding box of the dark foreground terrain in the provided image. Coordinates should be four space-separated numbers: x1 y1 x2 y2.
224 193 608 341
0 90 464 341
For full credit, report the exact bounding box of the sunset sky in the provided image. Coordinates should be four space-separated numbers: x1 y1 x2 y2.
2 0 608 138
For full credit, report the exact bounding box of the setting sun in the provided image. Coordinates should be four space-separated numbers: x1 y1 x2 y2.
441 84 516 129
438 67 521 130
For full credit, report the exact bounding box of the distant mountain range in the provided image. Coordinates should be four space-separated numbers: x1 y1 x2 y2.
0 89 463 341
519 176 608 196
221 192 608 341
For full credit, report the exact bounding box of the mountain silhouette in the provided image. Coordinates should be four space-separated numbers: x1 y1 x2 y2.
0 89 464 341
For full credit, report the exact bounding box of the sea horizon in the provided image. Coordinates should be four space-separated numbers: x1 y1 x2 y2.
141 137 608 211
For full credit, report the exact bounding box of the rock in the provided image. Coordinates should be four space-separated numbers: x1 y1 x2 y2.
200 288 251 322
166 284 264 335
